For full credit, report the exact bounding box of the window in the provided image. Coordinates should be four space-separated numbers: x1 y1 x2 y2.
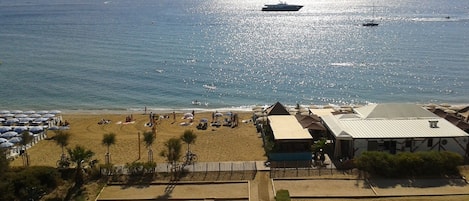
405 140 412 147
427 138 433 147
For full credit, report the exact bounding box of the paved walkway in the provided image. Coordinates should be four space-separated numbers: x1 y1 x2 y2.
273 178 469 199
98 181 250 201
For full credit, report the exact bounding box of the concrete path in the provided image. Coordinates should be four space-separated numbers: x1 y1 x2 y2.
273 178 469 199
98 181 249 201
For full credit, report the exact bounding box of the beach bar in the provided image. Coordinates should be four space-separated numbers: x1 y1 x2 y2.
267 115 313 167
321 103 469 159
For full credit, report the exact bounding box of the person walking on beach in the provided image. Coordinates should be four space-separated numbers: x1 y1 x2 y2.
172 111 176 124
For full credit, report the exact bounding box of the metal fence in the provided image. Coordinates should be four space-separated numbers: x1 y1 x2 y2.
102 161 259 181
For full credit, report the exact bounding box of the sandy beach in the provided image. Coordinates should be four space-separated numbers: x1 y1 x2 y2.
10 111 267 167
8 110 469 201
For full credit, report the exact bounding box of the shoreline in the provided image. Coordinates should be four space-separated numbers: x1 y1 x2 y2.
2 102 467 115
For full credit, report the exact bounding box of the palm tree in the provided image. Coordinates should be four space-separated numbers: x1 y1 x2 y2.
67 145 95 186
180 129 197 154
102 132 116 165
142 131 156 162
54 131 71 162
21 130 33 167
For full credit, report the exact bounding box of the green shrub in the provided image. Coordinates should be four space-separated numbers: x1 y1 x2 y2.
354 151 396 177
276 189 291 201
355 151 464 178
1 166 61 200
125 161 145 176
143 161 156 174
311 138 327 153
100 163 113 175
395 152 423 176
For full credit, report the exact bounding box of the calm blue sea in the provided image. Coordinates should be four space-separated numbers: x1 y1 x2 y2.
0 0 468 112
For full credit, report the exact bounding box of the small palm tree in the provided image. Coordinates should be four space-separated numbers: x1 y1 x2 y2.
142 131 156 162
102 132 116 165
181 129 197 153
21 130 34 167
54 131 71 161
67 145 95 186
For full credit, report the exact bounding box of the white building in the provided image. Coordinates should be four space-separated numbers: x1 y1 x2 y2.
321 103 469 159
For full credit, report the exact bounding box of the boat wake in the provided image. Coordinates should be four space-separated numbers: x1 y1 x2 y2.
203 84 217 90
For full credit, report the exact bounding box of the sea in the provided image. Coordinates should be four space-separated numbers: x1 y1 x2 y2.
0 0 468 113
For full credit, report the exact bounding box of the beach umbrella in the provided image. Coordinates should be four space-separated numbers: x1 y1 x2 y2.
5 118 19 124
300 111 310 116
449 106 463 111
0 110 10 114
29 113 42 118
23 110 36 115
8 137 22 144
255 116 268 123
29 126 44 133
183 113 194 119
19 118 34 124
0 142 14 148
34 117 49 122
1 113 14 118
37 110 49 115
10 110 23 114
425 103 437 108
214 112 223 117
49 110 62 114
299 107 310 113
42 114 55 118
0 126 11 133
0 138 8 143
1 131 18 138
444 109 456 114
14 126 28 133
200 118 209 123
440 103 451 108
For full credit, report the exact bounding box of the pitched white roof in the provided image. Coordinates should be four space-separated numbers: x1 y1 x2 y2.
322 104 469 139
354 103 436 119
268 115 313 140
